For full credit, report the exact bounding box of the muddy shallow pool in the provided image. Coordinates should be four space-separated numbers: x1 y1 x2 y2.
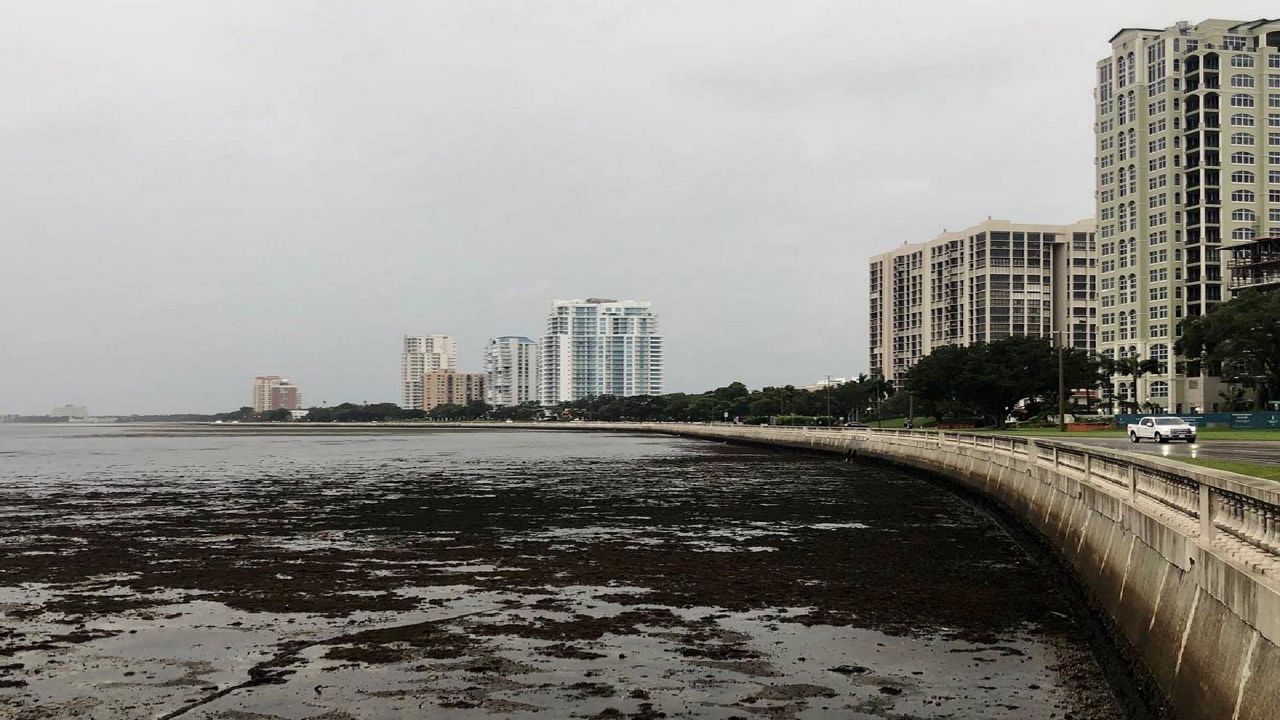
0 425 1128 719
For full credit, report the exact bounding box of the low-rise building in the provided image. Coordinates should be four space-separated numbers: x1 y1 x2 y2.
423 370 488 411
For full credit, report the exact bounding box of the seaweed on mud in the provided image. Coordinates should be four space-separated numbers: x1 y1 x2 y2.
0 430 1130 720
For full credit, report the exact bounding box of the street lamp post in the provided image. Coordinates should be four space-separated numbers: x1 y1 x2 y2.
826 375 832 426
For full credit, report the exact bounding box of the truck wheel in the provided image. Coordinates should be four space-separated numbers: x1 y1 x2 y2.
1129 431 1139 443
1155 432 1165 443
1187 438 1196 444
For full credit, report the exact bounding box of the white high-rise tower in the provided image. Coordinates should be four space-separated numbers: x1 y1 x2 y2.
484 337 540 407
1095 19 1280 412
540 298 663 405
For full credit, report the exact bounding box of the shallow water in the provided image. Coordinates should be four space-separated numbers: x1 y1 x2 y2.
0 424 1126 718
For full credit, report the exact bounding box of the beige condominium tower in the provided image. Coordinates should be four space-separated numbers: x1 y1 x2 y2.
1096 19 1280 412
869 218 1098 386
401 334 457 410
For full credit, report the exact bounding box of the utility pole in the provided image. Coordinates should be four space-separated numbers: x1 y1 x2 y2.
1058 332 1067 433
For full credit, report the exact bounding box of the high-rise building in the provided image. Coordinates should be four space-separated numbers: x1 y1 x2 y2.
422 370 488 411
1096 19 1280 412
868 218 1097 386
484 336 540 406
540 299 664 404
252 376 301 412
401 335 456 410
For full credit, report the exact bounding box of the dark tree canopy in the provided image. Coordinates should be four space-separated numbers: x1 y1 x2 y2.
904 335 1102 428
1178 290 1280 408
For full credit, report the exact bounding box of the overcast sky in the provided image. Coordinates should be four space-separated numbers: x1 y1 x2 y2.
2 1 1274 415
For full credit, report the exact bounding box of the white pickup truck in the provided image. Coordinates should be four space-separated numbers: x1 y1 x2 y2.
1127 416 1197 444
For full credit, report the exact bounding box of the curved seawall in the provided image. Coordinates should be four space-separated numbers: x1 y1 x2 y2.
631 424 1280 720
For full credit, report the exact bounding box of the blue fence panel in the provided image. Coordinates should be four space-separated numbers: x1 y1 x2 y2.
1114 412 1280 429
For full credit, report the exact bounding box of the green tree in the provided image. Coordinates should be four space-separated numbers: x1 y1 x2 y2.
905 336 1100 428
903 345 974 423
1178 290 1280 409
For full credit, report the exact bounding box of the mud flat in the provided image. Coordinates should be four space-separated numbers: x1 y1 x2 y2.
0 425 1127 718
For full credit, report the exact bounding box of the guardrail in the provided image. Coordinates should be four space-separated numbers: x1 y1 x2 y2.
670 424 1280 562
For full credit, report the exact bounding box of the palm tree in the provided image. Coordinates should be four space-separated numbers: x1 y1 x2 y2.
1103 353 1163 413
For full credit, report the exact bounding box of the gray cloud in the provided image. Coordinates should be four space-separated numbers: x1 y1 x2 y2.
2 0 1271 414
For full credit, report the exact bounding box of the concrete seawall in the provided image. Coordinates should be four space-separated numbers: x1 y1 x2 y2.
221 419 1280 716
613 423 1280 720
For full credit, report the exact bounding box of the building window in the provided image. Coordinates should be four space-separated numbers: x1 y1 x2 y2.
1150 381 1169 398
1232 189 1257 202
1232 112 1256 127
1232 170 1257 183
1232 227 1257 240
1233 208 1258 222
1232 132 1256 145
1232 151 1256 164
1232 93 1256 108
1233 73 1256 88
1232 53 1255 68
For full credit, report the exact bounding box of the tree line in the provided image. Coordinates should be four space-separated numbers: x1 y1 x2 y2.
290 376 897 424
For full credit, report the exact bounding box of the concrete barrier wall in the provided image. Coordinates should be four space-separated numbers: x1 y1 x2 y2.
613 423 1280 720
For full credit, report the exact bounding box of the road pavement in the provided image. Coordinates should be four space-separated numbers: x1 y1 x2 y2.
1057 436 1280 464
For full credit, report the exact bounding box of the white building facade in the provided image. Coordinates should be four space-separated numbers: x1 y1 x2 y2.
1096 19 1280 412
540 299 664 404
401 334 457 410
484 336 540 407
